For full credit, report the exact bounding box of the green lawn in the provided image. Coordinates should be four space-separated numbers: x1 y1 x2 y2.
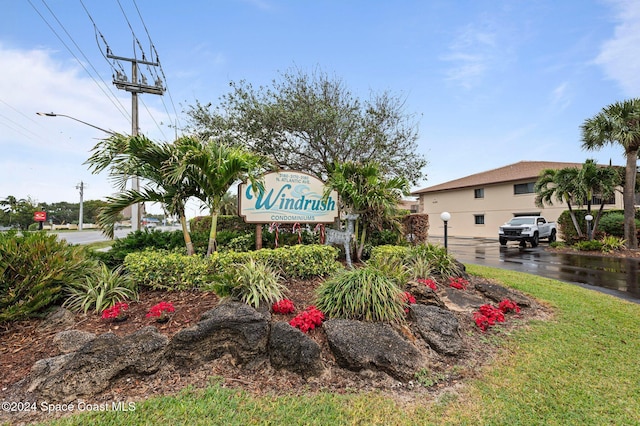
40 265 640 425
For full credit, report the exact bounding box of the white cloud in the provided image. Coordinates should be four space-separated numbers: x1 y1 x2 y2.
595 0 640 96
440 23 499 89
0 44 171 204
550 82 571 111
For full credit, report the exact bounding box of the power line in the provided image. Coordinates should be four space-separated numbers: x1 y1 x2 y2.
31 0 131 122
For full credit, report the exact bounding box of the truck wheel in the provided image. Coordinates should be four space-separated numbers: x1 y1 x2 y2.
548 229 556 243
531 232 539 247
499 237 507 245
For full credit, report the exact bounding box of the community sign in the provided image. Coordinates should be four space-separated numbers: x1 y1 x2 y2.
238 171 339 223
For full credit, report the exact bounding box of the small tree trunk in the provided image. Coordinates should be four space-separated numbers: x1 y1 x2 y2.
623 149 638 249
206 212 219 256
180 215 195 255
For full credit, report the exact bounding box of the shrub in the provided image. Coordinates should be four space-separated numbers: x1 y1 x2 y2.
215 258 286 308
600 235 626 252
63 263 138 314
124 249 218 290
369 245 410 266
367 255 410 288
315 266 406 323
94 229 208 268
408 243 463 279
0 231 99 322
225 234 255 252
573 240 604 252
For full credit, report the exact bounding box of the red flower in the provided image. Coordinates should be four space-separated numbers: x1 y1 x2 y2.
289 306 325 333
101 302 129 320
417 278 438 290
473 312 491 332
272 299 295 315
146 301 175 318
401 291 416 313
449 277 469 290
498 299 520 313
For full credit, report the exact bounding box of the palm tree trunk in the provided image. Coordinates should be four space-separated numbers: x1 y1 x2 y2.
179 214 195 255
623 149 638 249
566 202 583 237
206 212 218 256
592 202 606 236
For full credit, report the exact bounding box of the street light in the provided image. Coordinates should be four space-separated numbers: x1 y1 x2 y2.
440 211 451 252
585 214 594 241
36 112 141 232
36 112 115 135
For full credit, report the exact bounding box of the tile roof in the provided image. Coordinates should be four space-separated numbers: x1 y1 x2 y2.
412 161 585 194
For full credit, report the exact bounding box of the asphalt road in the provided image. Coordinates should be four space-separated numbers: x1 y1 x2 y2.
430 236 640 303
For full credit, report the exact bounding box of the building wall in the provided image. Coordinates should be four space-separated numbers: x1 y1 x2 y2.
419 179 623 239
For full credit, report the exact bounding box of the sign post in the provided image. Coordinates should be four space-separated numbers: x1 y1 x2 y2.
34 211 47 231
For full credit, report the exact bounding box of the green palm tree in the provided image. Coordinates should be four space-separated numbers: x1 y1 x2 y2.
167 137 274 255
576 159 620 235
581 99 640 249
324 161 409 261
535 167 583 237
85 134 201 255
1 195 18 226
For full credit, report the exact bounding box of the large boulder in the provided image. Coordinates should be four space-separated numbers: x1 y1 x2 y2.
323 319 426 381
168 301 269 367
28 326 168 401
269 321 322 377
410 305 463 356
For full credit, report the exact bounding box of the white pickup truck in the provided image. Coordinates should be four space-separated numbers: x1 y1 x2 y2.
498 216 557 247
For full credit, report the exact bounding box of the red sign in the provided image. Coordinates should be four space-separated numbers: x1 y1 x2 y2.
34 211 47 222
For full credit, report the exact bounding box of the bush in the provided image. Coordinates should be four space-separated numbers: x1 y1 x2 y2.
315 266 406 323
63 264 138 314
366 255 410 288
600 235 626 252
573 240 604 252
369 245 410 266
408 243 464 279
213 258 285 308
0 231 98 322
124 249 219 290
94 229 208 268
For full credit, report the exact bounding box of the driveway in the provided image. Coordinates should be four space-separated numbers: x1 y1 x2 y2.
428 236 640 303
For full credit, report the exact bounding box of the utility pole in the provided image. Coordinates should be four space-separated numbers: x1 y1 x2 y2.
76 181 84 231
107 52 164 231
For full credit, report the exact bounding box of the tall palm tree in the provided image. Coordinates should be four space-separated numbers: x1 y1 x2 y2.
534 167 583 237
1 195 18 226
167 137 274 255
324 161 409 261
85 134 201 255
581 99 640 249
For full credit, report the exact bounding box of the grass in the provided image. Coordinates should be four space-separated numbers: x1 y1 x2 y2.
39 265 640 425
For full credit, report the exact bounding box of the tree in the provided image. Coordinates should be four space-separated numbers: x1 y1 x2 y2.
324 160 409 261
535 167 583 237
581 99 640 249
85 134 202 255
183 67 427 185
575 159 620 235
0 196 18 227
166 137 274 255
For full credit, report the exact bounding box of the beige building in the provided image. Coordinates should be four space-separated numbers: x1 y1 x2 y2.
412 161 623 239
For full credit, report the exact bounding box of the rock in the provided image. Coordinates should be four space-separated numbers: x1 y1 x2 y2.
405 280 445 307
53 330 96 354
269 321 322 377
169 301 269 367
474 280 531 307
442 287 490 312
410 305 463 356
36 307 75 332
28 326 168 401
323 319 426 381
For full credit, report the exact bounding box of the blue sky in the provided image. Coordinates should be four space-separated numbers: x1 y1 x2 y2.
1 0 638 217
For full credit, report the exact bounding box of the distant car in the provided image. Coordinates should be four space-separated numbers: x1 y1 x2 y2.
144 223 157 229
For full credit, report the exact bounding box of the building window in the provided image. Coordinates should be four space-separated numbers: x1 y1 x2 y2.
474 188 484 199
591 194 615 205
514 182 535 195
474 214 485 225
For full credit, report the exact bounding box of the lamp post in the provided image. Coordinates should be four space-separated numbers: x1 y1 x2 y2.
440 211 451 252
37 112 141 232
585 214 594 241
